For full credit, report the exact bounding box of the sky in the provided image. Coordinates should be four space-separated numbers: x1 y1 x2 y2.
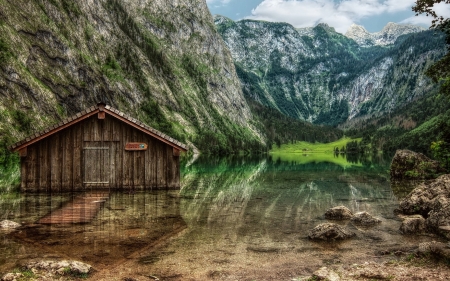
206 0 450 34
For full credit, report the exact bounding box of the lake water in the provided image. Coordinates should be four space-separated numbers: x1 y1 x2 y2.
0 154 439 280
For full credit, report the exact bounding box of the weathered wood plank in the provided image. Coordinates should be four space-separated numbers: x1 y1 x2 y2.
83 116 93 142
38 140 48 192
112 117 120 142
156 141 167 188
24 147 34 191
93 116 101 142
20 156 27 192
45 139 52 193
109 142 116 188
62 127 73 191
123 125 132 188
112 118 122 189
103 115 112 141
73 123 83 191
166 146 174 189
101 145 109 186
101 118 110 188
50 134 61 192
132 132 138 189
133 130 145 188
144 136 153 189
30 145 39 191
137 150 145 188
167 146 179 189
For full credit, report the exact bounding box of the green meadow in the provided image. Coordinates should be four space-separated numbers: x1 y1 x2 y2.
270 137 363 167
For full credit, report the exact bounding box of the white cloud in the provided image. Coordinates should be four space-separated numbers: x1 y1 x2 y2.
247 0 421 34
401 2 450 27
400 15 433 26
384 0 415 13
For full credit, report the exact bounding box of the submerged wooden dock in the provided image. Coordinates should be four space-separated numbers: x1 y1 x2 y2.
38 192 110 224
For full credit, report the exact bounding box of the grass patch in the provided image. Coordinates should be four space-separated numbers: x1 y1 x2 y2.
269 137 363 168
270 137 362 154
0 37 13 65
11 267 36 280
101 55 124 82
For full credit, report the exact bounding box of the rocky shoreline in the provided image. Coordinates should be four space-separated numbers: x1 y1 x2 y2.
299 149 450 280
1 260 91 281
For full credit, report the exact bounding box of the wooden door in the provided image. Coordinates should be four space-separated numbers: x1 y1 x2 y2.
83 142 111 188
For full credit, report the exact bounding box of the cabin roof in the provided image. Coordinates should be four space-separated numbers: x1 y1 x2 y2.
9 103 188 152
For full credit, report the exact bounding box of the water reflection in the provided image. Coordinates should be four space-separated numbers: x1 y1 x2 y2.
0 154 439 280
0 191 185 272
180 155 395 241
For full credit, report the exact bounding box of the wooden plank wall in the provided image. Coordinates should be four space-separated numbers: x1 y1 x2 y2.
73 123 83 191
20 114 181 192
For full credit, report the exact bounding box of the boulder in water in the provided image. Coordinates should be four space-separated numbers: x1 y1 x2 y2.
399 215 426 234
390 149 444 180
350 212 381 226
324 206 353 220
308 223 355 241
312 267 340 281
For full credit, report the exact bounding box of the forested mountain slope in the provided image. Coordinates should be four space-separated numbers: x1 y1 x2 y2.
215 16 446 126
0 0 264 155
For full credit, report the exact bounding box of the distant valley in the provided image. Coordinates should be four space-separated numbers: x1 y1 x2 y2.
215 16 445 126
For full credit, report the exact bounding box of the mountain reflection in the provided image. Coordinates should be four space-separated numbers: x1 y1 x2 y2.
179 155 395 244
0 154 399 277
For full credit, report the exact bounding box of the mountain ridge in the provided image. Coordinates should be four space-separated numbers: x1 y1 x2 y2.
345 22 425 47
214 15 425 47
215 15 445 126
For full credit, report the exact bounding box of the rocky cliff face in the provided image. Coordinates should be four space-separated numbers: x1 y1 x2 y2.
215 16 445 126
0 0 259 152
345 22 425 47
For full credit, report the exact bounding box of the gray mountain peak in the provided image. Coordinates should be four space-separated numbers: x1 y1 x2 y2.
345 22 425 47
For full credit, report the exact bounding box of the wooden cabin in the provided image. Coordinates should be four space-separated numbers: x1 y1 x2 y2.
9 103 188 192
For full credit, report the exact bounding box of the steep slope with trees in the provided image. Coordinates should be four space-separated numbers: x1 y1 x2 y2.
216 16 446 127
0 0 264 156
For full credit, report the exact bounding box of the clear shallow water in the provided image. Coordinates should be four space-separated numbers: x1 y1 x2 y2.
0 154 440 280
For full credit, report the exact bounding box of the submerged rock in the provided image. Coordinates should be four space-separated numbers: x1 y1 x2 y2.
418 241 450 259
312 266 340 281
308 223 355 241
399 215 426 234
324 206 353 220
353 262 391 280
26 259 91 274
0 220 21 229
390 149 444 180
2 260 91 281
350 212 381 226
1 273 23 281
